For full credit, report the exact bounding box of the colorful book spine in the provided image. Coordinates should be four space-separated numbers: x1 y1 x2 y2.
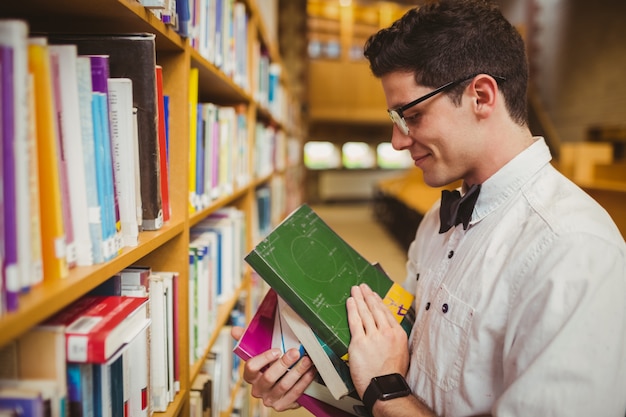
0 20 32 296
188 67 199 212
89 55 120 260
107 78 140 247
49 44 92 267
155 66 170 223
1 43 18 310
75 56 105 264
28 38 69 282
48 50 77 270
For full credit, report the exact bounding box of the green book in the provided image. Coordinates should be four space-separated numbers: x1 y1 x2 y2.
245 204 415 361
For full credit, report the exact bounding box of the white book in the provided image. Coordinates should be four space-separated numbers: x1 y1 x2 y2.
156 271 176 401
278 298 352 400
190 236 211 356
0 19 31 295
49 44 93 266
107 78 139 247
123 324 149 417
148 274 169 412
132 107 143 232
75 56 105 264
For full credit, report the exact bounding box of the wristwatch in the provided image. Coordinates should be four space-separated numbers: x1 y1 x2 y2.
361 373 411 415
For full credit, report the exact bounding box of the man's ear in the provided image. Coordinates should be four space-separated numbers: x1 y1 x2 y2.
470 74 498 118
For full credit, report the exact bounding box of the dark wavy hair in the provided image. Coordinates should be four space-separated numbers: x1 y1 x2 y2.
364 0 528 125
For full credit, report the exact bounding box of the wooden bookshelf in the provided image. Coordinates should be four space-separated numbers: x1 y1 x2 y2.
0 0 301 416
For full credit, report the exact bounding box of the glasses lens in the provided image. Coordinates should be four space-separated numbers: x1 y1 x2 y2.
388 110 409 135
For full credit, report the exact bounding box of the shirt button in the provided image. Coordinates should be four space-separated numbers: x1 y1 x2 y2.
442 303 449 313
425 302 431 311
448 250 454 259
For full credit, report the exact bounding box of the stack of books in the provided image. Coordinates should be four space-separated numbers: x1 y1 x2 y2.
233 204 416 417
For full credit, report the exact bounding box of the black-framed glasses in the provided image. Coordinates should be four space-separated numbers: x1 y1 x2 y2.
387 74 506 135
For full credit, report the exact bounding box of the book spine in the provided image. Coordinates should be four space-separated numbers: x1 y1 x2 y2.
75 56 104 264
0 20 31 304
107 78 140 248
66 362 94 417
28 39 69 282
49 44 93 267
91 92 117 262
49 50 77 270
155 66 170 224
1 44 19 311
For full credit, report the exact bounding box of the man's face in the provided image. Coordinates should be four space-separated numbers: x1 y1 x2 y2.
381 71 483 188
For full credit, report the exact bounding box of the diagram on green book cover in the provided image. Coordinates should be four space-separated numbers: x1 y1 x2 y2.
247 204 415 357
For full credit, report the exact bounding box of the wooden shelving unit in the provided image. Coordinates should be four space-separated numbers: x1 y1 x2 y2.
0 0 302 416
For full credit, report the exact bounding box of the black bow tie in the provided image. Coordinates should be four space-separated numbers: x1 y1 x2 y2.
439 184 481 233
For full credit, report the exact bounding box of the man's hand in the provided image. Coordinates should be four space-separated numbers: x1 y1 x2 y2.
230 326 317 411
346 284 410 397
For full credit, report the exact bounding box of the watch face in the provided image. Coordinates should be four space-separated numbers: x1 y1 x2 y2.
376 374 411 400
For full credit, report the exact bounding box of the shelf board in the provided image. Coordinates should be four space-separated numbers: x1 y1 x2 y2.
0 220 185 347
0 0 185 52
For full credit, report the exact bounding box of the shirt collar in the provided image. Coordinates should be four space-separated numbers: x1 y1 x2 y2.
471 137 552 224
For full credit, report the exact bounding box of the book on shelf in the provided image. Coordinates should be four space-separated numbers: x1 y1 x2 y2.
74 55 105 264
66 362 94 417
46 33 163 231
0 379 64 417
92 347 125 417
107 77 140 247
0 19 33 304
244 203 416 362
0 387 45 417
232 289 361 417
45 295 150 364
1 40 18 313
27 37 69 282
192 207 245 304
188 67 199 212
48 46 77 270
155 65 170 223
48 44 93 267
0 322 68 417
88 55 118 261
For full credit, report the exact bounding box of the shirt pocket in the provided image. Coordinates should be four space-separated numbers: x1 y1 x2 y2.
412 283 475 392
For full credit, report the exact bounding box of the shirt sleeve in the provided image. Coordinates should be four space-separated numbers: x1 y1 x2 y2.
494 232 626 416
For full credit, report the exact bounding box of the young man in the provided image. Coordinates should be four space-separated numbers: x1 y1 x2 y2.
232 0 626 415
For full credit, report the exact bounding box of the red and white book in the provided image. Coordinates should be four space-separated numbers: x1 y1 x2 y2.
47 295 149 364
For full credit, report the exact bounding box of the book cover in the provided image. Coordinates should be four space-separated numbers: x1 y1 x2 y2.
66 362 94 417
147 275 168 412
1 43 19 311
244 203 416 361
123 324 149 417
74 56 105 264
188 67 199 212
107 78 140 247
48 49 77 270
93 348 124 417
89 55 119 259
27 38 69 282
0 19 32 297
46 33 163 231
155 65 170 223
0 388 45 417
48 44 93 267
0 379 64 417
59 296 150 364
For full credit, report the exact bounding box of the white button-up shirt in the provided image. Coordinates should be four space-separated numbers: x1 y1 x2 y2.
404 138 626 416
